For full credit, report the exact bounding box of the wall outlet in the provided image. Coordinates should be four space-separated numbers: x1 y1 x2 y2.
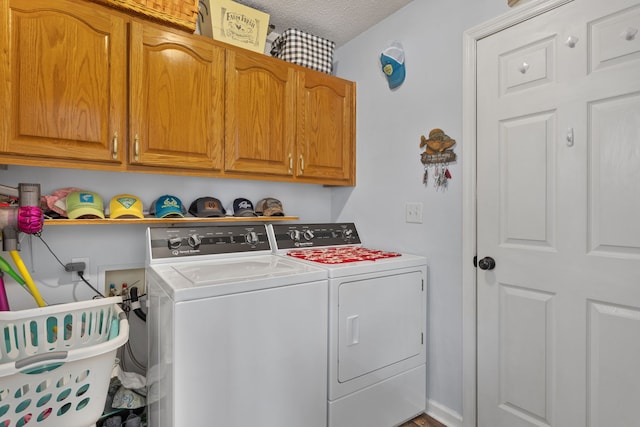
71 257 89 282
405 202 423 224
104 267 146 298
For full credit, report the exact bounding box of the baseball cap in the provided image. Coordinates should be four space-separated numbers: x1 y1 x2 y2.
109 194 144 219
41 187 82 217
150 195 186 218
255 198 285 216
66 191 105 219
380 41 405 89
229 198 257 217
189 197 225 217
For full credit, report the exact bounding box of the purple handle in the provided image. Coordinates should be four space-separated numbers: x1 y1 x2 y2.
0 274 10 311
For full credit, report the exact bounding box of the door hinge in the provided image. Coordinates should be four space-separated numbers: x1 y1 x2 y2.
421 332 424 345
421 279 424 291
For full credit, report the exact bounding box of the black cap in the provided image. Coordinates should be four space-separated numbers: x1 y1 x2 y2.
231 198 257 217
189 197 225 217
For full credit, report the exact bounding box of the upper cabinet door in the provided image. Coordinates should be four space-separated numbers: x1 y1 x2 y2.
224 49 297 176
297 72 355 185
129 21 224 171
1 0 126 164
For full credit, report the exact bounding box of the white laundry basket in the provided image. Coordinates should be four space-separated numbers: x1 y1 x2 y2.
0 297 128 427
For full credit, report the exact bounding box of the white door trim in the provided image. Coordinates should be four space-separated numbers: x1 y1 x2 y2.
461 1 574 426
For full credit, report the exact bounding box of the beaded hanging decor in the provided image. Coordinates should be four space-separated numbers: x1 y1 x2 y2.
419 128 456 191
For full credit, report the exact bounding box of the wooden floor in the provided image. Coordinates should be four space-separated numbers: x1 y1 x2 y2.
399 413 447 427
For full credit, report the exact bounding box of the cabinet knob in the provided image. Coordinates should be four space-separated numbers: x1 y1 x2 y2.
299 154 305 173
288 153 293 174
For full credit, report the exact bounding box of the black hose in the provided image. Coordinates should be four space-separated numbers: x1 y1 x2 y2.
129 286 147 322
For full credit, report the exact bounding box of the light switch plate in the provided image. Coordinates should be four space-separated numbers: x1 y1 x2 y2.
405 202 423 224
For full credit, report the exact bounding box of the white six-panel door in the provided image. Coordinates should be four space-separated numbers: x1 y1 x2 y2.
476 0 640 425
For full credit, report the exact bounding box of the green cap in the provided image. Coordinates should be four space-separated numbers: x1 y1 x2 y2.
66 191 105 219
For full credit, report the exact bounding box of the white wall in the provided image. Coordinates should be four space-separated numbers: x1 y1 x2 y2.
332 0 509 419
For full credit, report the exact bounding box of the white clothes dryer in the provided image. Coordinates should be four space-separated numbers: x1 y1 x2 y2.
269 223 428 427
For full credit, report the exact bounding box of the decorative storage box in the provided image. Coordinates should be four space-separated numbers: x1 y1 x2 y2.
89 0 199 31
199 0 270 53
270 28 336 74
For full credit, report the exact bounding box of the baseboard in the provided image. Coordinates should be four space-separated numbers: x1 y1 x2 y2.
426 399 463 427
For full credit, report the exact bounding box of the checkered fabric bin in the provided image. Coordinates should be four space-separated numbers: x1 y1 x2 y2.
270 28 335 74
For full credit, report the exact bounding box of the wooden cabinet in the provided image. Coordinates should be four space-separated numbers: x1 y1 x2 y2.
225 48 356 186
0 0 127 166
297 70 355 184
1 0 356 186
224 48 297 176
129 21 225 171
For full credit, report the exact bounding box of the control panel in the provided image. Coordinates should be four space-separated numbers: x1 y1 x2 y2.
148 225 271 259
271 223 361 250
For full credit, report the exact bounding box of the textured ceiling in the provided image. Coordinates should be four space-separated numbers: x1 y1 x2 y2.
233 0 414 47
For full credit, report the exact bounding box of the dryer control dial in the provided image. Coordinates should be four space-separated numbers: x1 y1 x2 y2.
168 237 182 249
245 231 259 245
342 228 353 239
187 233 201 249
303 230 315 241
289 230 301 242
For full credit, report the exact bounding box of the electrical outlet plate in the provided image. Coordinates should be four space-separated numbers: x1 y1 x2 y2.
104 267 146 297
71 257 89 282
405 202 423 224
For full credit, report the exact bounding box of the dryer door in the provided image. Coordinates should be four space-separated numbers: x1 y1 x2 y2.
338 270 423 382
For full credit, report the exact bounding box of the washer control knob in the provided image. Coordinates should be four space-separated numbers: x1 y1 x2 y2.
168 237 182 249
342 228 353 239
245 231 259 245
289 230 301 242
187 234 201 249
303 230 314 240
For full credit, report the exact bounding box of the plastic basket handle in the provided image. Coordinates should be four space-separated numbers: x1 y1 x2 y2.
15 351 68 369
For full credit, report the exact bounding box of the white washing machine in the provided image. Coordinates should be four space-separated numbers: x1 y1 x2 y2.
269 223 427 427
145 225 328 427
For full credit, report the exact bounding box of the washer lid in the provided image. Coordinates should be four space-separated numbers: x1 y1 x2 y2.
148 254 327 301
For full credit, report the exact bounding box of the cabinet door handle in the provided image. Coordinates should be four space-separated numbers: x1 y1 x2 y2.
299 154 305 173
112 132 118 159
134 134 140 162
288 153 293 174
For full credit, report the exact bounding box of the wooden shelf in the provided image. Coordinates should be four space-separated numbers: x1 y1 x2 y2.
44 216 300 226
